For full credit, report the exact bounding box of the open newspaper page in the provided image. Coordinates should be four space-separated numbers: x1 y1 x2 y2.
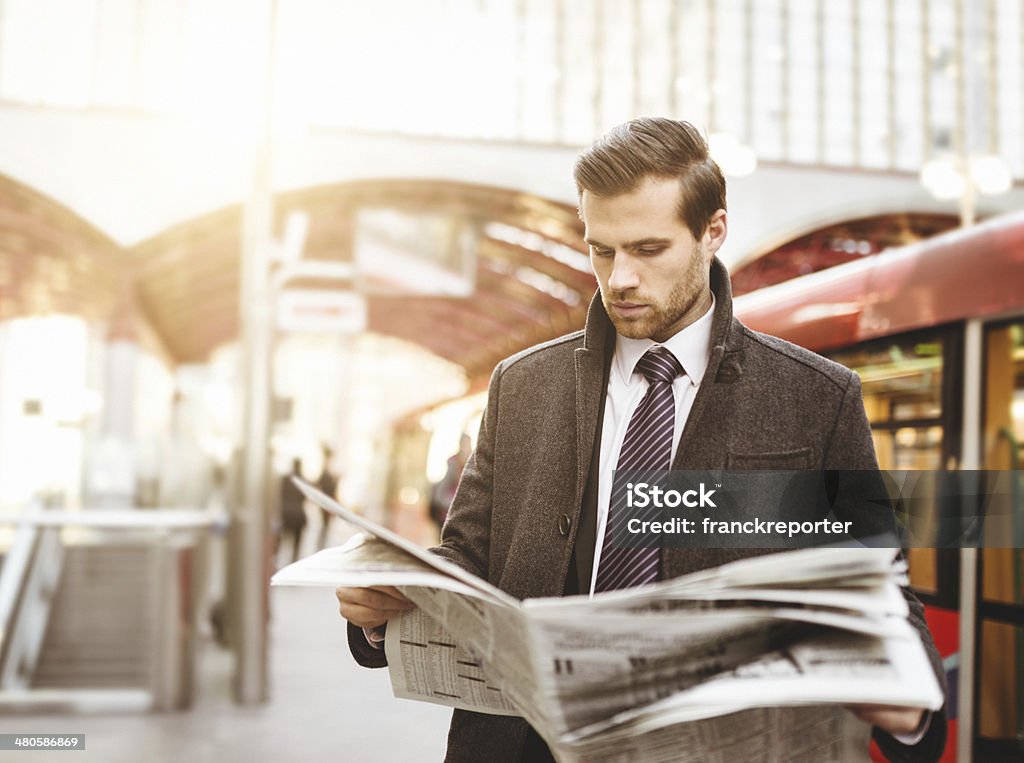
516 548 940 740
272 482 540 718
520 554 940 757
272 532 490 596
518 603 939 746
275 479 943 762
385 607 520 716
547 617 938 745
273 532 546 724
389 583 540 717
290 478 515 607
562 707 872 763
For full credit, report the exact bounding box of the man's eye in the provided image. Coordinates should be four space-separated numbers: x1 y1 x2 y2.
591 247 613 257
637 248 665 256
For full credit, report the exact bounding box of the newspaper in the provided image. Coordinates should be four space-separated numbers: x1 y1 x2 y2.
272 479 943 762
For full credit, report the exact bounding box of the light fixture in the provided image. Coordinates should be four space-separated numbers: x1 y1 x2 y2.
919 158 966 201
920 153 1013 200
708 132 758 177
969 155 1013 196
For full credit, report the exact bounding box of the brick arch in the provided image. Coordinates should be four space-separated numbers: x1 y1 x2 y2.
0 173 120 319
0 174 171 361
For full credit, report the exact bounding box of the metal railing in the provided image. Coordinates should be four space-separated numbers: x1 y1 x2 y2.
0 511 63 692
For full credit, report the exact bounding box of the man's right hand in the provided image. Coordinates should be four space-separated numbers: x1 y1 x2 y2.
335 585 415 628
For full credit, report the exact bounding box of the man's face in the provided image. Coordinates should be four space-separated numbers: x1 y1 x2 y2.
582 175 726 343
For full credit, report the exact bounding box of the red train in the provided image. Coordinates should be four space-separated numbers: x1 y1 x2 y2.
734 210 1024 761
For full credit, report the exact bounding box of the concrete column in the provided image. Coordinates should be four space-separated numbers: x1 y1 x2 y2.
84 272 141 509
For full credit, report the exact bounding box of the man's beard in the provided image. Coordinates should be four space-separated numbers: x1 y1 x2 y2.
602 250 708 341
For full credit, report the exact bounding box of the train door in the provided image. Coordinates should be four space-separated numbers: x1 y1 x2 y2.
830 327 962 762
976 318 1024 760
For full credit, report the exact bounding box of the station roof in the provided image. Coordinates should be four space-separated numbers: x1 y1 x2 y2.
1 177 596 388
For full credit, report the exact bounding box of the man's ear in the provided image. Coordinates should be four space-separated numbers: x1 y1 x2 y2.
703 210 728 258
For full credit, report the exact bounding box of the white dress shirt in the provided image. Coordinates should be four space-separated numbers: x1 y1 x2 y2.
589 297 715 596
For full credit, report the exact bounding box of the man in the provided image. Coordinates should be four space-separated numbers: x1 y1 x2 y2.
279 457 308 564
337 118 947 762
429 434 473 533
316 445 339 550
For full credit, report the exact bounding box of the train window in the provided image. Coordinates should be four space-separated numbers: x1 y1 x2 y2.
983 321 1024 470
981 320 1024 606
830 337 945 469
883 426 944 469
829 334 949 598
977 621 1024 752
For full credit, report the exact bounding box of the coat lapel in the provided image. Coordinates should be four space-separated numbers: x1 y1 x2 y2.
569 294 615 594
671 256 742 468
664 257 747 579
574 294 614 514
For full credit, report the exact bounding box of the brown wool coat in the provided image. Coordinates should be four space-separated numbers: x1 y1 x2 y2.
349 258 947 763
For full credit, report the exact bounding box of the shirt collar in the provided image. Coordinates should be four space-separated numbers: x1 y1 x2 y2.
612 295 715 388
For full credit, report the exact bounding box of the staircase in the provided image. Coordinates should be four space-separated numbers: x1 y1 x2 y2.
32 545 156 690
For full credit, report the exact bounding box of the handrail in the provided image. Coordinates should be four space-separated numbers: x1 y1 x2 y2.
0 506 64 691
0 522 41 674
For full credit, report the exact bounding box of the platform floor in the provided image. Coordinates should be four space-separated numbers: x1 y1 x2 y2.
0 586 452 762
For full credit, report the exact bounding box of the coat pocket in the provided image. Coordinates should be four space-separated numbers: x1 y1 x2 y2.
725 447 813 469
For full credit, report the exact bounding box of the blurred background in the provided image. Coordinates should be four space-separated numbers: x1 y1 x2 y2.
0 0 1022 760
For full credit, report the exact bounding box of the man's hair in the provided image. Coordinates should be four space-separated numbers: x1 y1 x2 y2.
573 118 726 240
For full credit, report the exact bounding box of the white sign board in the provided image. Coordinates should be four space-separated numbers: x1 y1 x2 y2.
276 290 367 334
354 208 476 296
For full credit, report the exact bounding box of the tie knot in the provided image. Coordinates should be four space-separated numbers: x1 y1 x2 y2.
635 347 682 384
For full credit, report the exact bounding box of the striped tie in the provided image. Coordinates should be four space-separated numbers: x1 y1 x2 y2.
595 346 683 592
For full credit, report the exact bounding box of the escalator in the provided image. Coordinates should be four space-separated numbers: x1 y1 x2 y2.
32 545 155 691
0 511 215 713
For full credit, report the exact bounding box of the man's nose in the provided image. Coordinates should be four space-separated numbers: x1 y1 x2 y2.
607 252 640 292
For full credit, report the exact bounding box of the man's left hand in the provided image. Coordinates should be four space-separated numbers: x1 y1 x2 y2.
846 705 925 736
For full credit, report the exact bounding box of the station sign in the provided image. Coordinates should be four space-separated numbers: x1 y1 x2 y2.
276 290 367 334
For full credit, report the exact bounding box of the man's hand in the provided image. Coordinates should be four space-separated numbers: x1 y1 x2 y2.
847 705 925 736
335 585 415 628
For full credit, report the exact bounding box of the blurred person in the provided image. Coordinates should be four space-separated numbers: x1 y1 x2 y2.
428 433 472 533
336 119 947 762
279 458 308 564
317 446 339 550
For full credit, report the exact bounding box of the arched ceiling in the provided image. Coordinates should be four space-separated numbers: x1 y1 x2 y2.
130 180 596 387
4 172 977 392
0 173 172 362
0 173 121 320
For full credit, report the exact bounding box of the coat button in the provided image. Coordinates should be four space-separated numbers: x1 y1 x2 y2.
558 514 572 536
